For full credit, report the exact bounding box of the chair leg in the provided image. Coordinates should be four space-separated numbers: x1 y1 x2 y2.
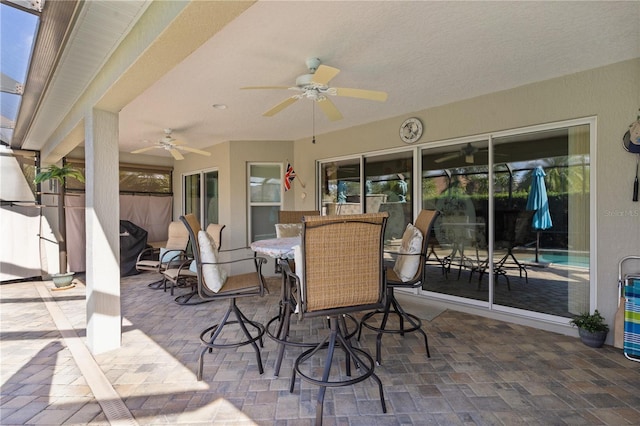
233 302 264 374
360 288 430 365
197 298 265 381
291 317 386 424
147 277 164 289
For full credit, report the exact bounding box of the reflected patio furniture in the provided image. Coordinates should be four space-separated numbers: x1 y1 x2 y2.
467 217 510 290
135 221 189 289
426 231 446 276
493 210 534 283
284 213 388 425
180 214 267 379
440 215 478 280
358 209 439 365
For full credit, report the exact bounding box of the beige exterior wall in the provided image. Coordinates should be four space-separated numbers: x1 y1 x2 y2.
172 139 293 250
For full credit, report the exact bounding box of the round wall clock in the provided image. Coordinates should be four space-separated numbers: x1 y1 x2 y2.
400 117 423 144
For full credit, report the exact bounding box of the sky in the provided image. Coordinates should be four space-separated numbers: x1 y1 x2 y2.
0 1 39 142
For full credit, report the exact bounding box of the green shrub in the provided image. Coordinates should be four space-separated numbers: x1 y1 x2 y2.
569 310 609 333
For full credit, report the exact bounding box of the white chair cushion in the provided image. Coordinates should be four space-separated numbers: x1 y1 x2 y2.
192 230 228 293
275 223 303 238
392 223 423 282
159 247 182 264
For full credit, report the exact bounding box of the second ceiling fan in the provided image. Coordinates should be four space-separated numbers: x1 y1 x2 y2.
131 128 211 160
242 58 388 121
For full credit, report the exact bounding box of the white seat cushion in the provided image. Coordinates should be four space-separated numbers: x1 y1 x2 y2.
190 230 228 293
392 223 423 282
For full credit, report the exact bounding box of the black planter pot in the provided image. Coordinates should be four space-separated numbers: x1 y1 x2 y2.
578 328 607 348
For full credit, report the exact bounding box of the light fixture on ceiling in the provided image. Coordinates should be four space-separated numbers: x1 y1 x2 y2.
212 104 227 110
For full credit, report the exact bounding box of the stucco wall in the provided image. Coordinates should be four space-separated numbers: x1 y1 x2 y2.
172 139 293 250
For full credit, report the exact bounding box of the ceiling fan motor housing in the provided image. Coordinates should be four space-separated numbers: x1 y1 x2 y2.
305 57 321 73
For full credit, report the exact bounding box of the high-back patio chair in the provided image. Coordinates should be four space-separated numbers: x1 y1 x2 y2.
358 209 439 365
273 210 320 272
180 214 267 380
278 209 320 224
283 212 388 425
135 221 189 288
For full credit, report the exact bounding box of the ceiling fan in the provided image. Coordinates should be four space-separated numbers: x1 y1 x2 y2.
131 128 211 160
434 143 487 164
241 58 388 121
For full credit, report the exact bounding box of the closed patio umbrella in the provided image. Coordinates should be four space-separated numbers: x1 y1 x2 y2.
526 166 553 263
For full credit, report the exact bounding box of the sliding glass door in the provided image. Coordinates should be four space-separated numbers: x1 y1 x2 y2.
419 121 592 319
317 119 592 321
421 140 490 303
184 169 219 228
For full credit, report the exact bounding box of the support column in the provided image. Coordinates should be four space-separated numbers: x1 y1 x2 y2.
85 108 121 354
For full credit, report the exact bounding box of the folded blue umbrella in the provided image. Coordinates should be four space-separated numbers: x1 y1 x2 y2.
526 166 553 231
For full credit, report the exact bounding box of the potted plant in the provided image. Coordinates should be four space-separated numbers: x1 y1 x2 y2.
569 309 609 348
34 164 85 287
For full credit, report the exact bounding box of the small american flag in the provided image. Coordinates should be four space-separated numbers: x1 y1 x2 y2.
284 163 296 191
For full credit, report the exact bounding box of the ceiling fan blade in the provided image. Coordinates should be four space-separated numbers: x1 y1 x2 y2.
317 98 343 121
178 146 211 156
434 153 460 164
131 146 158 154
334 87 388 102
169 149 184 160
312 65 340 86
263 96 299 117
241 86 290 90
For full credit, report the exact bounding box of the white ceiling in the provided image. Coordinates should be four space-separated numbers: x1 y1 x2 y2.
25 1 640 159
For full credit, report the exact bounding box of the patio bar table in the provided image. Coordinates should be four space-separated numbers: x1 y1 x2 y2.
250 236 301 376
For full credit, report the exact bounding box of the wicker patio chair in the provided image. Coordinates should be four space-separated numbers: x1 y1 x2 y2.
283 212 388 425
274 210 320 273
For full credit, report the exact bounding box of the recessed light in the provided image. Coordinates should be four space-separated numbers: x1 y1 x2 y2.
212 104 227 110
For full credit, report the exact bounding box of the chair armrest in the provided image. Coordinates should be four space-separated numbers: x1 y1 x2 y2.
175 258 194 273
161 249 187 264
200 254 267 278
279 258 303 318
136 246 159 262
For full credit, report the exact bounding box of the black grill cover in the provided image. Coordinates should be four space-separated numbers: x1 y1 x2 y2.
120 220 148 277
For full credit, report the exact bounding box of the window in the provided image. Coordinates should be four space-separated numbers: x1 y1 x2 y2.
64 160 172 194
184 169 218 228
248 163 281 242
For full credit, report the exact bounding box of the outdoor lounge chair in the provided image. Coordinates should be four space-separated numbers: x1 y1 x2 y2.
135 221 189 288
162 223 225 300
